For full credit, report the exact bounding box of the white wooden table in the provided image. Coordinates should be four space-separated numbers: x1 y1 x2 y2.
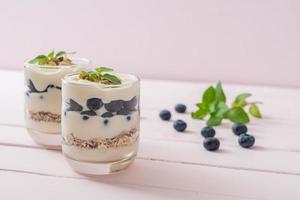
0 70 299 200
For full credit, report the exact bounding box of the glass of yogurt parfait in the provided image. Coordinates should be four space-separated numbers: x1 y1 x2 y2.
24 51 90 149
61 67 140 175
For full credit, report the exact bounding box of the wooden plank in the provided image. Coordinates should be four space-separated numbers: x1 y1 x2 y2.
0 125 300 175
0 171 257 200
0 145 299 200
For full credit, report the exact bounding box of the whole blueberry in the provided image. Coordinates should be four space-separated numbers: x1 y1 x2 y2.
67 99 83 112
124 96 137 112
203 137 220 151
80 110 97 116
201 127 216 138
238 134 255 148
101 112 114 118
82 116 89 120
127 116 131 121
87 98 103 111
173 120 187 132
232 123 248 136
159 110 171 120
103 119 109 125
175 104 187 113
105 100 124 112
117 109 131 115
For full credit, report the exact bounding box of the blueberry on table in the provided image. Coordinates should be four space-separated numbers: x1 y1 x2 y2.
175 104 187 113
87 98 103 110
173 120 187 132
159 110 171 120
203 137 220 151
201 126 216 138
238 134 255 148
232 123 248 136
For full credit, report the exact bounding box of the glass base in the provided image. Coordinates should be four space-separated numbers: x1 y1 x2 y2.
64 154 136 175
27 129 61 150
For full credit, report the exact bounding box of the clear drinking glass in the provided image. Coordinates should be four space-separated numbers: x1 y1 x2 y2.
61 73 140 175
24 58 90 149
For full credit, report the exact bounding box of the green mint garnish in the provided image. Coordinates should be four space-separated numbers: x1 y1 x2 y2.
192 81 262 126
28 50 73 66
79 67 121 85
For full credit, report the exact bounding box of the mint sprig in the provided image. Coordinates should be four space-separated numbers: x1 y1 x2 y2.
192 81 262 126
29 50 71 66
79 67 121 85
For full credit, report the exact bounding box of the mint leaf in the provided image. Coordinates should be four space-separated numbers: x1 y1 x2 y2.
55 51 66 58
102 74 121 85
226 107 249 124
191 108 208 119
249 104 262 118
207 116 222 126
202 86 215 105
215 81 226 102
29 55 48 64
48 50 55 59
232 93 251 107
215 102 229 118
95 67 113 74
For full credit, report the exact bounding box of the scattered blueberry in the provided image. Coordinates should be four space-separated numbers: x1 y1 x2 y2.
87 98 103 110
201 127 216 138
101 112 114 118
103 119 109 125
67 99 83 112
238 134 255 148
203 137 220 151
232 123 248 136
82 116 89 120
175 104 187 113
173 120 187 132
159 110 171 120
80 110 97 116
64 111 67 116
39 95 44 99
127 116 131 121
105 100 124 112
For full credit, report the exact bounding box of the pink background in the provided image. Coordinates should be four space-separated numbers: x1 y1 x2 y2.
0 0 299 87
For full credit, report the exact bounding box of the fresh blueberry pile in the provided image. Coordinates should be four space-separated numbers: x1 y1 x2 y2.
159 103 256 151
159 104 188 132
65 96 138 123
200 127 220 151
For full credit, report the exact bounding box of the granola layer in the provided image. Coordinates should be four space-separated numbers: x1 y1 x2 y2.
27 111 61 123
62 128 138 150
